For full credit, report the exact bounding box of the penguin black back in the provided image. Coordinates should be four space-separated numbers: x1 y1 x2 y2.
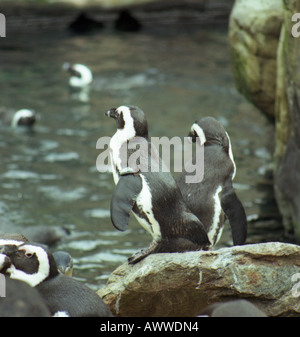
0 277 51 317
176 117 247 246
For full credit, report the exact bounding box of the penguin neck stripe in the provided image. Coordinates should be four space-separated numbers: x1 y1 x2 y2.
226 131 236 179
191 123 206 146
7 245 50 287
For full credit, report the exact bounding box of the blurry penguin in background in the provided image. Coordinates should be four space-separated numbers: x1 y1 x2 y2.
63 62 93 102
0 107 36 129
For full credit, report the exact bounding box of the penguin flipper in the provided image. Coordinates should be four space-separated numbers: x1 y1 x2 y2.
110 173 142 231
221 179 247 245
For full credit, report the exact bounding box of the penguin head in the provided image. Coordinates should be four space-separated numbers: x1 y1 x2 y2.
105 105 148 139
53 251 73 277
1 243 59 287
63 62 93 88
189 117 229 150
11 109 36 128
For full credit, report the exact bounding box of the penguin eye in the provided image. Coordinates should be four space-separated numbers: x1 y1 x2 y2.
25 252 33 258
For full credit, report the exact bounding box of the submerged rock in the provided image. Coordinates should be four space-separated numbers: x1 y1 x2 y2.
98 242 300 317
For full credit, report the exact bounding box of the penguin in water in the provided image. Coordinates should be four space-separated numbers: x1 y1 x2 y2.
0 107 36 128
63 63 93 88
176 117 247 246
63 63 93 102
1 242 113 317
105 105 210 264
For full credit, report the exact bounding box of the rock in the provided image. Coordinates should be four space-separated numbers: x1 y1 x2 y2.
273 0 300 240
229 0 283 117
98 242 300 317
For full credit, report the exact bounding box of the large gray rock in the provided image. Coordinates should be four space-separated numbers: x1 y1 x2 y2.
98 242 300 317
274 0 300 240
229 0 283 117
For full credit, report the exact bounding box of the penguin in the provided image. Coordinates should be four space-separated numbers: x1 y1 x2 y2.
68 12 104 34
0 277 51 317
63 62 93 88
114 10 142 32
1 243 113 317
0 107 36 128
53 251 73 277
176 117 247 247
105 105 210 264
0 235 73 276
11 109 36 128
198 300 267 317
0 223 70 247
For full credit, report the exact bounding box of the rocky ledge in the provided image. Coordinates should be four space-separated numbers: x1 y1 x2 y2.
98 242 300 317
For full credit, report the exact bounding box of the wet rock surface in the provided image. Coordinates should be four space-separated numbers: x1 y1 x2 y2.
98 242 300 317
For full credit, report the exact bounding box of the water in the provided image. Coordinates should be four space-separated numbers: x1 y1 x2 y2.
0 17 279 290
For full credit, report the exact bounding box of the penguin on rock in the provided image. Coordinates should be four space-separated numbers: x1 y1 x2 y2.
176 116 247 247
105 105 210 264
0 242 113 317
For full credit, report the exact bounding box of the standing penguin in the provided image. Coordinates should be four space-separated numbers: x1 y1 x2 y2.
1 242 113 317
176 117 247 246
105 105 210 264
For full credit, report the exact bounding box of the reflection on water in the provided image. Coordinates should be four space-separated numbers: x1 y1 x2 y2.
0 22 279 289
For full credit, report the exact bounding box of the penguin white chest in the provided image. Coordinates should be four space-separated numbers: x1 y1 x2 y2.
109 130 126 184
134 175 161 241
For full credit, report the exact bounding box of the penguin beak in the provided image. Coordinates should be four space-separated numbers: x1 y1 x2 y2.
0 245 18 256
105 108 118 119
187 130 197 143
62 62 81 78
0 253 11 273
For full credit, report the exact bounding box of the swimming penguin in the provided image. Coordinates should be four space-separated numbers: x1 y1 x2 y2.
53 251 73 277
0 223 70 247
114 10 142 32
68 12 104 34
176 117 247 246
0 107 36 128
63 63 93 88
1 242 113 317
11 109 36 128
105 105 210 264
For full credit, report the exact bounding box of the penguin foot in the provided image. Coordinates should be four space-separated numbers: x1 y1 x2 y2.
128 240 158 264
